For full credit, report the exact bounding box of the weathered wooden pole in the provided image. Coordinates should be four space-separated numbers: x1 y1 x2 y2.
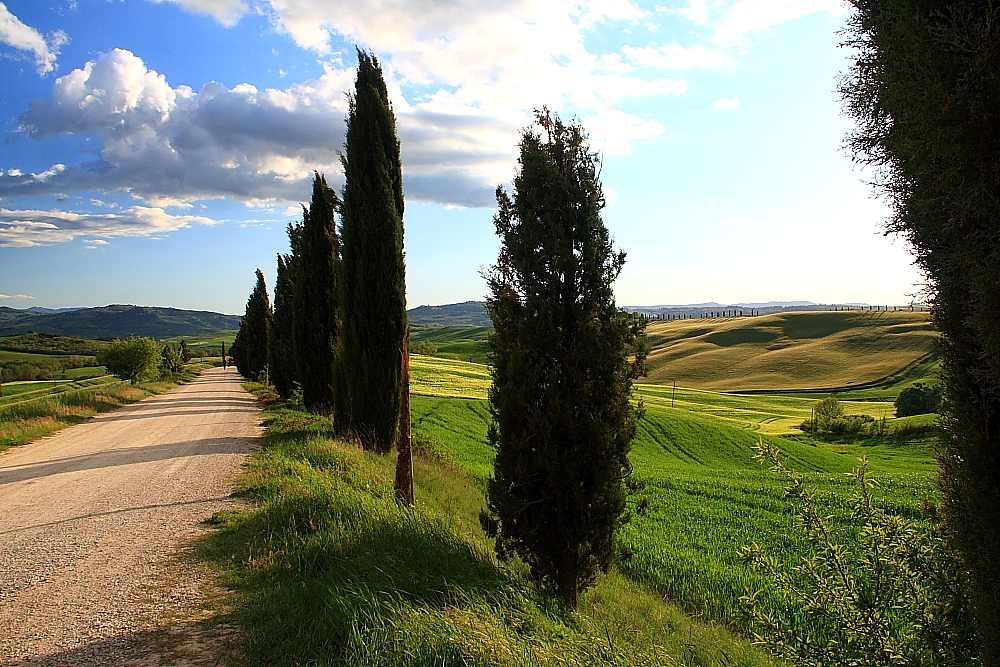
394 325 414 506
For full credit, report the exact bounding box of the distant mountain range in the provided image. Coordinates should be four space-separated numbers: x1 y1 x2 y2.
0 305 241 339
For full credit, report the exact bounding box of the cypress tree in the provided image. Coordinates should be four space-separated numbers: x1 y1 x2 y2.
293 174 342 413
482 111 647 607
339 49 407 452
235 268 271 381
269 248 298 400
841 0 1000 658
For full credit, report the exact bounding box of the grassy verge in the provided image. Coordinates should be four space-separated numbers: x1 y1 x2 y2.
199 385 782 667
0 362 215 453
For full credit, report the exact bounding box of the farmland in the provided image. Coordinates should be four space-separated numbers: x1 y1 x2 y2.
640 310 937 392
404 354 938 639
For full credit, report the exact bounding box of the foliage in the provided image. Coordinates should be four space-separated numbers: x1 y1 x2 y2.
815 396 844 425
740 440 979 667
840 0 1000 656
0 332 109 356
293 174 342 413
97 337 163 385
408 340 437 356
180 339 192 362
895 382 942 418
339 49 407 452
482 111 647 607
160 344 184 376
234 269 272 382
269 248 298 400
0 355 99 383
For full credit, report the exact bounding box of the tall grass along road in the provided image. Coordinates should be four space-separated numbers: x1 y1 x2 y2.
0 367 260 666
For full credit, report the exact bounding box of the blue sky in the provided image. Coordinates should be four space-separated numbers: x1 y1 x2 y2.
0 0 921 314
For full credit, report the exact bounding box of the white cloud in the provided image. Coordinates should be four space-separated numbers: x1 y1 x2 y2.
5 43 684 208
0 293 33 299
144 0 247 26
0 2 67 74
677 0 848 48
714 97 739 109
0 206 219 247
622 43 735 69
581 108 664 155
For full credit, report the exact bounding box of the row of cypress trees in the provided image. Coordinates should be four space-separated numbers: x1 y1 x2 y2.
237 50 406 454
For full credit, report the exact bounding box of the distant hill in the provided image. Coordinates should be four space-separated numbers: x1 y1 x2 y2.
640 310 938 392
0 305 241 339
24 306 86 314
407 301 490 327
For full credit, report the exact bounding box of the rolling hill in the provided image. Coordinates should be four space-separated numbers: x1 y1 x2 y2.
0 305 241 339
640 309 937 392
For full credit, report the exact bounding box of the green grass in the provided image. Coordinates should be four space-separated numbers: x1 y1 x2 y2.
411 326 493 364
0 362 214 452
404 356 938 642
199 387 782 667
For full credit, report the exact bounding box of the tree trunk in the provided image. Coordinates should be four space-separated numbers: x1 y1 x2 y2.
394 326 414 506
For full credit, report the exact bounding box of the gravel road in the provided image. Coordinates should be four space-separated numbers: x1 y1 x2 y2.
0 367 260 666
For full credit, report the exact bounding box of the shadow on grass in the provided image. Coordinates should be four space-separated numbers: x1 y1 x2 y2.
195 431 540 667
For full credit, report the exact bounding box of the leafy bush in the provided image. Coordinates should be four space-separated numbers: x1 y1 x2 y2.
160 344 185 376
408 340 437 356
98 337 163 385
741 440 979 667
895 383 942 417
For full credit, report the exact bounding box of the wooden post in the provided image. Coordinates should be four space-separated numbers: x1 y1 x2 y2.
394 325 415 506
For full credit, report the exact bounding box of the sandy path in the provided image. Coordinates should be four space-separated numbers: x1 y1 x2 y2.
0 367 260 666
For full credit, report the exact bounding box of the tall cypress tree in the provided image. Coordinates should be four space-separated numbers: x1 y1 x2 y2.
235 268 271 381
482 112 647 607
841 0 1000 659
293 173 342 413
339 49 407 452
269 250 297 400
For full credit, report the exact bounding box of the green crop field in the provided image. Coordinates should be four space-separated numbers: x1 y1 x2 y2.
410 325 492 363
407 355 939 640
641 309 937 392
164 330 238 346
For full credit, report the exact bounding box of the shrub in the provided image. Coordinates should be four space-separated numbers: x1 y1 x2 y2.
895 383 942 418
97 337 163 385
741 440 979 667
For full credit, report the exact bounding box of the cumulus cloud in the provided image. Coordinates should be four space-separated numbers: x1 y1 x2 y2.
0 2 67 74
714 97 739 109
0 205 219 247
5 40 683 208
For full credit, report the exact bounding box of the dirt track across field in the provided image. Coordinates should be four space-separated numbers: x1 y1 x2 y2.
0 367 260 666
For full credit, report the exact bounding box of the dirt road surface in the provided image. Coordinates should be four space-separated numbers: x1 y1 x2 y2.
0 367 260 666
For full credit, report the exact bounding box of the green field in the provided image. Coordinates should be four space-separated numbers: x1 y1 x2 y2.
410 326 492 363
405 355 939 639
165 330 238 346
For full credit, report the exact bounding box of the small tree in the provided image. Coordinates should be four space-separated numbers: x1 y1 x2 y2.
815 396 845 430
98 337 163 385
482 111 647 607
339 49 407 451
179 339 192 363
895 383 943 418
160 344 184 376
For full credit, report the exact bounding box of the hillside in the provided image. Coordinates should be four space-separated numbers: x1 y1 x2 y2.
407 301 490 327
640 309 937 392
0 305 241 339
